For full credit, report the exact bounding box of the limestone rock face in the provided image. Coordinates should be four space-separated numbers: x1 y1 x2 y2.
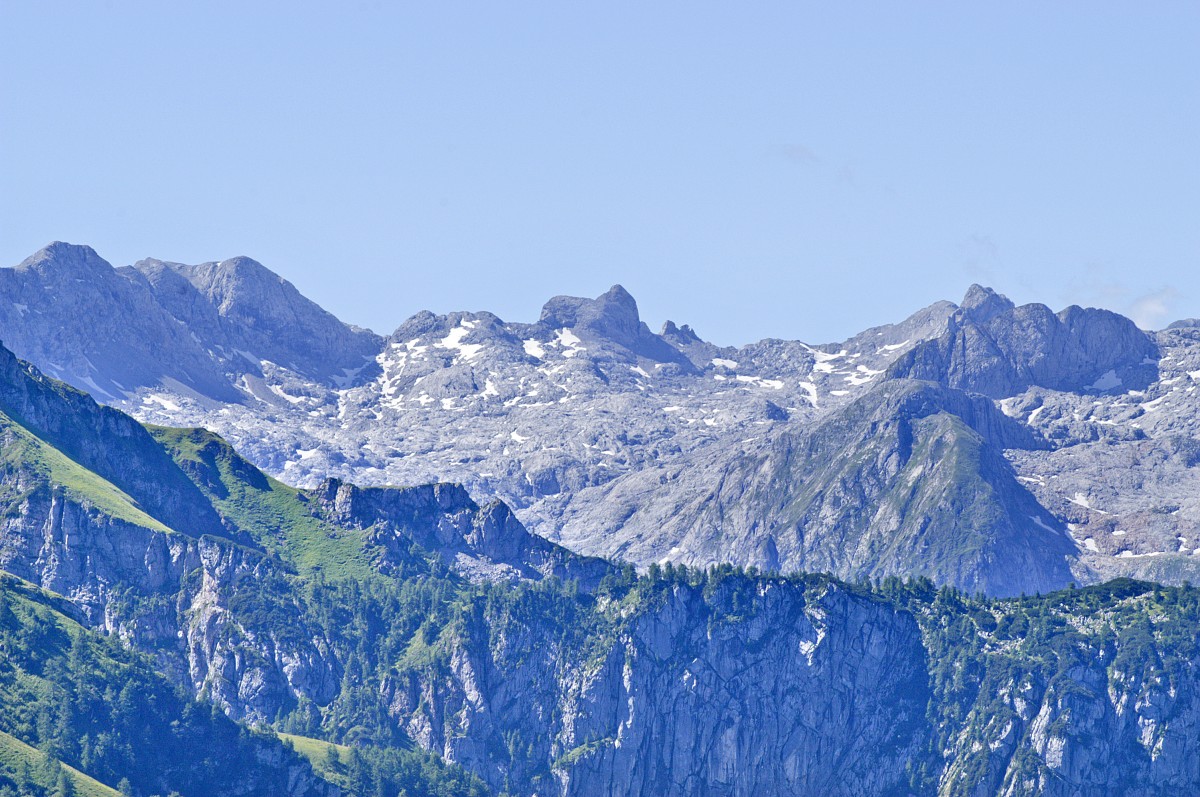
384 579 931 797
0 242 242 401
938 653 1200 797
0 481 339 725
131 255 382 385
886 285 1159 398
552 379 1075 597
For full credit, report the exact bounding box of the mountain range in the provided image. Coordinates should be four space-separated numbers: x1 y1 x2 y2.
2 242 1200 794
0 317 1197 794
4 242 1198 596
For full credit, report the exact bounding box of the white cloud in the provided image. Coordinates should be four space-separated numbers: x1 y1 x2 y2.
1125 287 1178 331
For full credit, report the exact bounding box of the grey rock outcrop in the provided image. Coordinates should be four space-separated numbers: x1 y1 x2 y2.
311 478 611 587
0 478 339 725
556 379 1075 596
0 242 240 400
887 285 1159 398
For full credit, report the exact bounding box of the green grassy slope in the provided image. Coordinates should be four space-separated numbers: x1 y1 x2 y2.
149 426 373 581
0 347 226 538
0 412 170 533
0 729 120 797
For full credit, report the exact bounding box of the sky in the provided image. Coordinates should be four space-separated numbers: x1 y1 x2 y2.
2 2 1197 346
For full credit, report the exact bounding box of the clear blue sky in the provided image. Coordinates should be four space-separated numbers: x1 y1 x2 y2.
3 2 1197 344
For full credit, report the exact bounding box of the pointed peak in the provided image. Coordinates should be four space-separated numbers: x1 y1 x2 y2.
960 284 1015 323
662 320 701 344
961 284 1002 307
600 283 636 305
539 284 642 331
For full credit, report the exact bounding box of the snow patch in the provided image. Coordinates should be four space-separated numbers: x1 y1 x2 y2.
1089 370 1122 391
1030 516 1059 535
438 326 484 361
1067 492 1110 514
1141 396 1167 412
523 339 546 359
799 381 819 407
268 384 305 405
711 358 738 369
553 328 585 357
331 361 370 388
143 394 182 412
804 345 847 363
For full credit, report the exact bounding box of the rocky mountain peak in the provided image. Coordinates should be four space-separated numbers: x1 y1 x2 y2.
888 289 1158 398
539 284 641 342
960 284 1016 324
537 284 694 367
164 256 297 316
129 254 382 385
661 320 702 344
13 241 115 280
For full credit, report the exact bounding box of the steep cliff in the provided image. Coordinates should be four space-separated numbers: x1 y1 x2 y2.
895 578 1200 796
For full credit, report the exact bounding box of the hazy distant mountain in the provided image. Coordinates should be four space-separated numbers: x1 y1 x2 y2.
0 243 380 404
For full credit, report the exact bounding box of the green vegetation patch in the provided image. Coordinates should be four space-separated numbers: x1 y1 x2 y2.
149 426 372 582
0 729 120 797
0 414 170 534
279 733 488 797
